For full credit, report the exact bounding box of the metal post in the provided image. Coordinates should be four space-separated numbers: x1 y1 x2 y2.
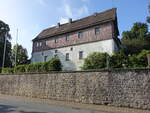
147 54 150 67
14 29 18 67
2 34 7 68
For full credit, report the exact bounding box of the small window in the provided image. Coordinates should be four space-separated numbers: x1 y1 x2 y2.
55 38 58 43
54 54 57 57
36 42 39 47
44 56 47 62
55 50 58 53
45 40 48 46
66 35 70 41
78 32 83 38
95 27 100 35
79 51 83 59
66 53 69 61
70 47 73 51
39 42 42 46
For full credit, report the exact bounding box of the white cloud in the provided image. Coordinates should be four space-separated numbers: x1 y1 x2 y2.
77 5 89 17
64 3 73 17
36 0 47 6
59 17 69 24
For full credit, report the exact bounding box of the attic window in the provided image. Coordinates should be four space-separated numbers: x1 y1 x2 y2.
95 27 100 35
78 32 83 38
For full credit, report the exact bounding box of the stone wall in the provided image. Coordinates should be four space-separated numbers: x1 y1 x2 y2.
0 69 150 110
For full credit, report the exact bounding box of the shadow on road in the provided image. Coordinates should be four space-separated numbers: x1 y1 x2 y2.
0 104 47 113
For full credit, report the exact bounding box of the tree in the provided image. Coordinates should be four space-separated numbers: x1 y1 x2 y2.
11 44 28 67
147 4 150 23
81 52 109 70
121 22 150 55
0 20 12 68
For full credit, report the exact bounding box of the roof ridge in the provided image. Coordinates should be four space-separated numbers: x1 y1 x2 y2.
42 8 116 32
34 8 117 41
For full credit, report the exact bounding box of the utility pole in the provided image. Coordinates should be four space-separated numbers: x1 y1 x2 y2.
15 29 18 67
2 34 7 68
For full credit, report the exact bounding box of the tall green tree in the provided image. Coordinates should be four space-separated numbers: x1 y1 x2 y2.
11 44 28 67
147 4 150 23
0 20 12 68
121 22 150 55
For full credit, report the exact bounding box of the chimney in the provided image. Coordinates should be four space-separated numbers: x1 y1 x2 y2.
93 12 98 16
57 22 60 28
69 18 72 23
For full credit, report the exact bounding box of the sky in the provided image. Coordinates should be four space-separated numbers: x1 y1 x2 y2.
0 0 149 58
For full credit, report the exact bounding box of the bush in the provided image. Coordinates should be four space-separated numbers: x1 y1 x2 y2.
82 52 109 70
1 68 14 74
110 51 128 68
26 62 47 73
46 57 62 71
14 65 27 73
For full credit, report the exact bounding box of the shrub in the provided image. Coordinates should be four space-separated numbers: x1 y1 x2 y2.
110 51 128 68
46 57 62 71
82 52 109 70
1 68 14 74
26 62 47 73
14 65 27 73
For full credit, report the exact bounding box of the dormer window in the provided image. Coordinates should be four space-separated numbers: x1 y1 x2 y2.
95 27 100 35
78 32 83 38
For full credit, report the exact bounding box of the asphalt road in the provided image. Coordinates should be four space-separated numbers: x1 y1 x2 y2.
0 98 100 113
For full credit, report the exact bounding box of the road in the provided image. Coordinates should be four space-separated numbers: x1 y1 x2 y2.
0 98 100 113
0 95 149 113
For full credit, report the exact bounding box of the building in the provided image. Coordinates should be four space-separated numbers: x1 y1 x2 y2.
31 8 121 70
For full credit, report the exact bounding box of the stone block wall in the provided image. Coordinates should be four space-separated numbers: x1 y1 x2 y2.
0 70 150 110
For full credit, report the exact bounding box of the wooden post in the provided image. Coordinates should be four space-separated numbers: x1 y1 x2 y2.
147 54 150 67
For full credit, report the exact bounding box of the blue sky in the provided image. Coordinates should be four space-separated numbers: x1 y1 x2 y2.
0 0 149 58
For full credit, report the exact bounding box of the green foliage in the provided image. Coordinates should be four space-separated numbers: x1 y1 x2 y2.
14 65 27 73
11 44 28 67
46 57 62 71
121 38 150 55
121 22 150 55
147 4 150 23
1 68 14 74
26 62 47 73
0 57 62 74
82 50 150 70
0 20 12 68
82 52 109 70
110 51 128 68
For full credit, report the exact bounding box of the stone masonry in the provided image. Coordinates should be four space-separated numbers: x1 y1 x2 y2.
0 69 150 110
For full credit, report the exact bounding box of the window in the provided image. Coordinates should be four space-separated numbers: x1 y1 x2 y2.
45 40 48 46
44 56 47 62
55 38 58 43
95 27 100 35
54 54 58 57
66 35 70 41
70 47 73 51
36 42 39 47
66 53 69 61
78 32 83 38
55 50 58 53
79 51 83 59
39 42 42 46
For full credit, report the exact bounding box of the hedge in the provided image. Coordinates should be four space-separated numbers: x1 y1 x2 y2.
1 57 62 74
